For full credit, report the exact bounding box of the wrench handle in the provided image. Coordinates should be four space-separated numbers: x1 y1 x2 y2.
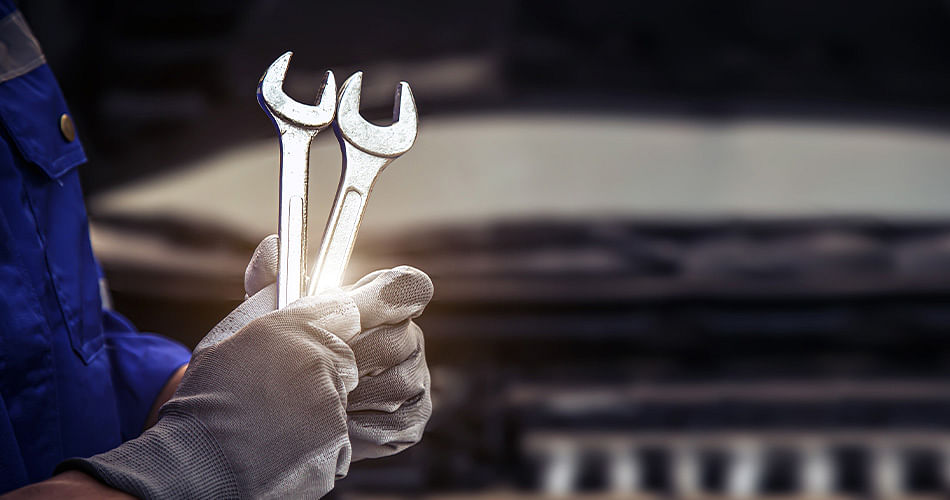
309 188 368 294
276 126 315 308
307 147 391 295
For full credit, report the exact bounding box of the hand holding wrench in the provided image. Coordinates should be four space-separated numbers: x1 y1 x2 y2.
307 72 418 295
258 52 336 308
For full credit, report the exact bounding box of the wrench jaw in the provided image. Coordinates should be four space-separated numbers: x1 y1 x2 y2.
334 71 418 158
257 51 337 131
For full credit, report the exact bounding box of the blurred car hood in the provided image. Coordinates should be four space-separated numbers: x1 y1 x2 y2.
89 112 950 243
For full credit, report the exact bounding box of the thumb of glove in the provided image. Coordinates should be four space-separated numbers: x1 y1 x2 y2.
245 233 278 297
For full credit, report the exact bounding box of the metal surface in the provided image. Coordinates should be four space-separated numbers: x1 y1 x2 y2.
59 113 75 142
307 71 417 294
257 51 336 308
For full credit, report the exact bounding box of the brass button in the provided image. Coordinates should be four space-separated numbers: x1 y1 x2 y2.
59 113 75 142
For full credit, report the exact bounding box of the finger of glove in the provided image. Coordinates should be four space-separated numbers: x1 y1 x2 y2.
245 234 278 297
197 294 359 401
346 266 433 331
246 312 359 402
347 340 428 413
271 291 362 390
349 320 423 377
348 366 431 461
194 282 276 354
280 290 362 342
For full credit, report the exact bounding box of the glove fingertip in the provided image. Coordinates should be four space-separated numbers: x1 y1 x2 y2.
392 265 434 305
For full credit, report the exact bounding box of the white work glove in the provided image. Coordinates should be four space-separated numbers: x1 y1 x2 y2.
237 235 434 461
344 266 433 461
58 235 433 499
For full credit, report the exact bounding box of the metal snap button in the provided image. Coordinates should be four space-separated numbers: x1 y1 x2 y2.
59 113 75 142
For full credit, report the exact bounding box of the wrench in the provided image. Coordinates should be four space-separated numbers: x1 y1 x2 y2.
258 52 336 308
306 71 418 294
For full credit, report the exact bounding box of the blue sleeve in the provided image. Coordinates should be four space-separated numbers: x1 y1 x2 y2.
102 309 191 441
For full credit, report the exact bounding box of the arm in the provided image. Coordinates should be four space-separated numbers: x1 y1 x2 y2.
1 472 134 500
144 364 186 429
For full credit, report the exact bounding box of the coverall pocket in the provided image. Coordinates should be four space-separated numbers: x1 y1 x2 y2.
17 160 104 363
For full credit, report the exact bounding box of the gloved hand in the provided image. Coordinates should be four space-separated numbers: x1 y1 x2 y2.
343 266 433 461
57 235 434 499
222 235 435 461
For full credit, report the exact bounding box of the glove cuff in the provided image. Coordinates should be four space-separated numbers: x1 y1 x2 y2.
55 410 239 500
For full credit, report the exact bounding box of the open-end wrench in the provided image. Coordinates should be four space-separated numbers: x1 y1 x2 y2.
258 52 336 308
306 72 418 295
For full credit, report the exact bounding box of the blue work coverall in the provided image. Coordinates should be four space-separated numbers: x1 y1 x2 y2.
0 4 191 493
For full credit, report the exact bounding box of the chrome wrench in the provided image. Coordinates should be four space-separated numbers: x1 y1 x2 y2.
307 72 418 294
258 52 336 308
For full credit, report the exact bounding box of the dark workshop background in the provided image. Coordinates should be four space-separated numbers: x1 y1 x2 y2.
21 1 950 498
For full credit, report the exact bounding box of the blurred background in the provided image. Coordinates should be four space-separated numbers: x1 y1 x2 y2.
21 0 950 498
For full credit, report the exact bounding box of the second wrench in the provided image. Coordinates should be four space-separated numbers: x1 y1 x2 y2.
307 71 418 295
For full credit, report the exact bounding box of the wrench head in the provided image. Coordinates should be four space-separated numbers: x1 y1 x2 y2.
335 71 418 158
258 51 336 129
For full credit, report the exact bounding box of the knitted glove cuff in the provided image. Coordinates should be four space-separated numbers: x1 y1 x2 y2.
56 410 240 500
